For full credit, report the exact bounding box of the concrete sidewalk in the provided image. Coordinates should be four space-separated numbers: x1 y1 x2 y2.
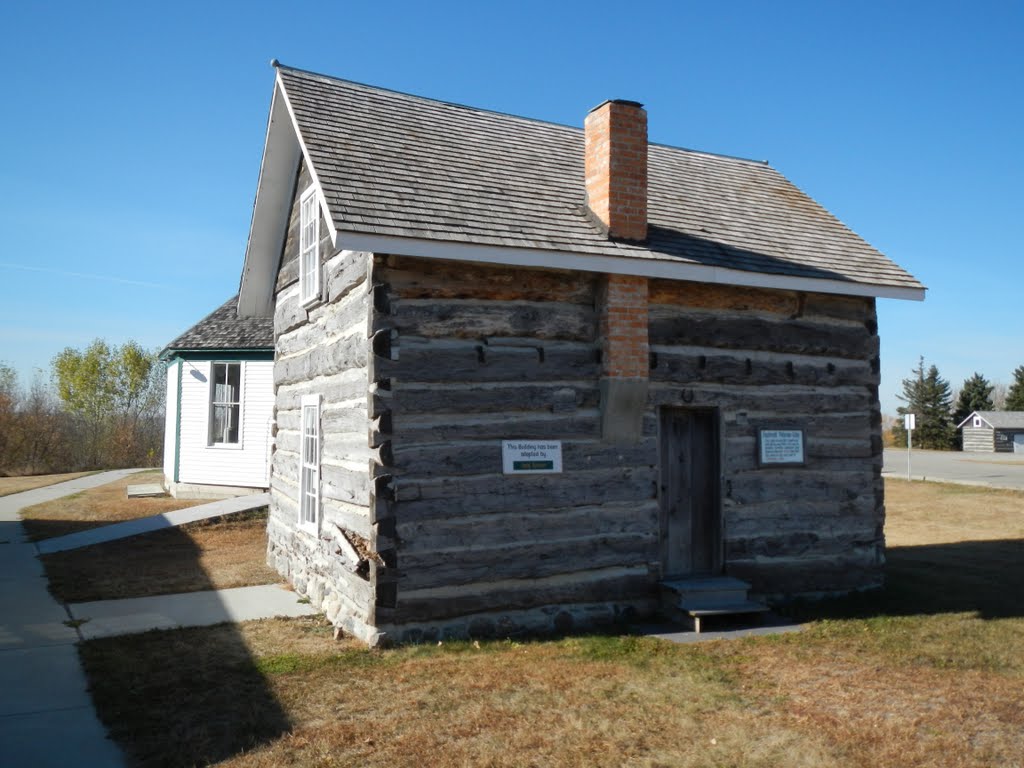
1 471 313 766
69 583 317 640
38 492 271 554
0 470 138 767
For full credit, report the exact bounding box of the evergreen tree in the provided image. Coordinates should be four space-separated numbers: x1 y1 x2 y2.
953 373 994 425
892 356 955 450
1005 365 1024 411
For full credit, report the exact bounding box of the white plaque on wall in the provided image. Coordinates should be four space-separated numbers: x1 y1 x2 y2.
757 429 805 466
501 440 563 474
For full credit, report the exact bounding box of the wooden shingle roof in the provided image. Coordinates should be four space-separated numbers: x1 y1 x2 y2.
958 411 1024 430
163 296 273 355
278 65 923 292
238 64 925 317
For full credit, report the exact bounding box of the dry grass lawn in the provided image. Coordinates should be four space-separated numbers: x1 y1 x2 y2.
19 469 206 540
80 478 1024 768
0 471 93 497
43 508 279 603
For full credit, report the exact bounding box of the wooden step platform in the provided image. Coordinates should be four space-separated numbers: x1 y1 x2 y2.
660 576 770 633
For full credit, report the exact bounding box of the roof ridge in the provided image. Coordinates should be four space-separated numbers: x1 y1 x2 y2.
275 62 769 167
275 62 583 135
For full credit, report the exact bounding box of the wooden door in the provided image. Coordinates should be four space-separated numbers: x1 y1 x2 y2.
660 409 721 577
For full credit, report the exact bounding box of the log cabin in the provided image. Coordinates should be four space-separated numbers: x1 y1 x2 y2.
957 411 1024 453
233 62 925 645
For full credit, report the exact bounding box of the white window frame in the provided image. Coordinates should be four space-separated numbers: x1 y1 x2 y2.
208 361 244 448
973 416 982 428
299 186 321 306
298 394 322 535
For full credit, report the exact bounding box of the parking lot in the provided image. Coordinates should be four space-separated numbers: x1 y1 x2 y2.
883 448 1024 490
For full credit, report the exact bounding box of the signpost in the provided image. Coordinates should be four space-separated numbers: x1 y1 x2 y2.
904 413 916 480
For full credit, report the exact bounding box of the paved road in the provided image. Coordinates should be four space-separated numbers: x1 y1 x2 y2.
883 448 1024 490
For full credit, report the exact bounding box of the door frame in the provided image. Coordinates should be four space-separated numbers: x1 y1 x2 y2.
657 406 724 579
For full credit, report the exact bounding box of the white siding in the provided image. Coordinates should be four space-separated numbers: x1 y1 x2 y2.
177 359 274 489
162 362 179 484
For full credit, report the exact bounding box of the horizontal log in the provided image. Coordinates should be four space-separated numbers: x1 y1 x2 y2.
648 281 872 326
728 549 883 595
392 566 656 623
274 286 305 336
276 290 369 358
726 469 877 505
275 405 367 434
724 500 879 536
648 279 799 315
396 531 658 591
277 254 298 292
275 430 369 464
648 383 874 414
276 372 368 411
393 383 600 415
375 339 600 384
321 463 371 507
648 312 876 360
389 299 597 342
722 414 872 443
391 410 601 443
725 529 882 560
393 466 658 522
275 334 368 386
650 349 877 388
327 251 369 304
323 433 372 464
724 452 881 475
380 256 597 303
392 438 656 478
801 293 874 325
395 501 659 553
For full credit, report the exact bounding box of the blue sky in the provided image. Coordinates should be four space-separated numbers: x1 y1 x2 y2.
1 0 1021 415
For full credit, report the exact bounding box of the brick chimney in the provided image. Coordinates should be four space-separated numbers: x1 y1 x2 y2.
586 100 650 442
584 99 648 242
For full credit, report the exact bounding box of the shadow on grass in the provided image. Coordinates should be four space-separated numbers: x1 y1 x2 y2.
35 516 293 767
790 538 1024 622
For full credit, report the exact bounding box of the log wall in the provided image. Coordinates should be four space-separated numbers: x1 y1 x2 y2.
961 425 995 453
270 238 886 643
265 158 382 644
647 279 884 595
370 255 659 643
370 259 885 642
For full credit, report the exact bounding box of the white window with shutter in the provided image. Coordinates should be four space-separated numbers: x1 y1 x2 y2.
298 394 321 533
299 186 321 306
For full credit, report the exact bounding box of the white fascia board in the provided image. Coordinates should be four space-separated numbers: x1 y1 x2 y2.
239 80 301 317
338 232 927 302
956 412 993 429
273 71 338 246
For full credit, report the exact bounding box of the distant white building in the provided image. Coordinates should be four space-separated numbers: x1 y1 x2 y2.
957 411 1024 454
160 296 275 498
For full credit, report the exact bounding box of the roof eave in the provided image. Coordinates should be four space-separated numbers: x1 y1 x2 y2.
338 231 927 302
239 75 303 318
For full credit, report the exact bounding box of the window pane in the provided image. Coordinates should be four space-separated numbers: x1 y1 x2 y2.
225 404 240 443
212 404 228 442
226 364 241 401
